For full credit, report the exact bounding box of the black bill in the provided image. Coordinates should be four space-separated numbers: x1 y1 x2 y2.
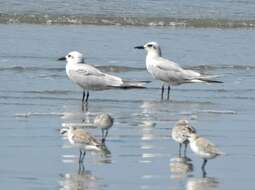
58 57 66 61
134 46 144 49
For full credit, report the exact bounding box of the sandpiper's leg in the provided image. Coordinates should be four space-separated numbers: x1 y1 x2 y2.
184 143 188 157
101 129 104 139
104 130 109 140
80 151 86 162
178 143 182 156
79 149 83 162
202 159 207 169
201 159 208 177
102 130 109 144
101 129 105 143
167 86 171 100
161 84 165 100
78 162 85 174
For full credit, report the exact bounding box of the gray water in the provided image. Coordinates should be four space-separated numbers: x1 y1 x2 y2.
0 23 255 190
1 1 255 189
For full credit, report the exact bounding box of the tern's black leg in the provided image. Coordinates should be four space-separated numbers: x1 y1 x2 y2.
161 85 165 100
81 90 89 112
85 91 89 103
82 90 86 103
178 143 182 156
167 86 171 100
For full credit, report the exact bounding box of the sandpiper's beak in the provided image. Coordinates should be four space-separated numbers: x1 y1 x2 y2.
60 128 67 134
134 46 144 49
58 57 66 61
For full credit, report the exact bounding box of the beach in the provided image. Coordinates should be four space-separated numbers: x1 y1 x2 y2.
0 1 255 189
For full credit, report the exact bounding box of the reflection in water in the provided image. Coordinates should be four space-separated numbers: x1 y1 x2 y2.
170 156 193 179
139 119 157 163
140 100 213 121
59 163 98 190
186 176 220 190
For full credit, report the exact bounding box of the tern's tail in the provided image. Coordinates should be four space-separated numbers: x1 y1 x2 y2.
199 78 223 83
119 80 151 89
194 75 223 83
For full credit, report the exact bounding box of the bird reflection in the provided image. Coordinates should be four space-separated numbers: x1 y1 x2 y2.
170 155 193 179
186 176 220 190
59 163 98 190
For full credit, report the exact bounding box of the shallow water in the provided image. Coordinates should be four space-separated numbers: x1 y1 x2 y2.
0 24 255 189
1 0 255 27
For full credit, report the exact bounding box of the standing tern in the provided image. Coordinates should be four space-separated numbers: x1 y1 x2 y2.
135 42 223 100
58 51 149 110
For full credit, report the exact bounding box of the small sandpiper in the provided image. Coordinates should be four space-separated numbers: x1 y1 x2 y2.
94 113 114 143
60 126 107 163
187 133 224 175
171 119 196 156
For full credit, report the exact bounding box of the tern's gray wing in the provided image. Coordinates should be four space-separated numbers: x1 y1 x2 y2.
74 64 106 77
155 57 184 72
68 64 124 89
149 57 200 84
155 57 201 79
196 137 223 155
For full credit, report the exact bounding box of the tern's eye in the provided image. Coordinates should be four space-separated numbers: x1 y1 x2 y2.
68 54 72 58
147 44 153 48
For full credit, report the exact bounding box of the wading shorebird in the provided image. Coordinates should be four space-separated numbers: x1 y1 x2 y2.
135 42 223 100
187 133 224 176
171 119 196 156
94 113 114 143
60 126 108 163
58 51 149 111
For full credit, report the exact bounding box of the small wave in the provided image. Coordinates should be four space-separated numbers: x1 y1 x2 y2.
187 64 255 71
96 65 145 73
198 110 237 114
62 122 96 128
0 65 144 73
1 14 255 28
17 90 73 95
0 66 64 72
15 112 65 117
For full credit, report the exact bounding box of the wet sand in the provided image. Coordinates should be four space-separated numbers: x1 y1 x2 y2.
0 24 255 189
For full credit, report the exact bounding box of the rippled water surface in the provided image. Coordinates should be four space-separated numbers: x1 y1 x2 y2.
0 24 255 189
1 0 255 27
